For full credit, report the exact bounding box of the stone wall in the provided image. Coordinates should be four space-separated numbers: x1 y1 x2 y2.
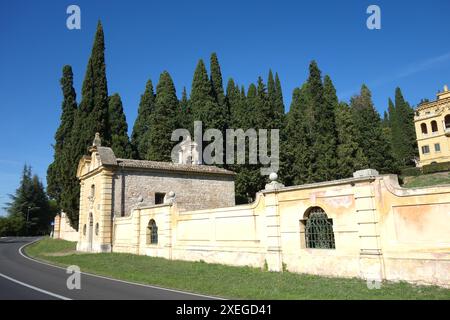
112 169 235 217
112 173 450 287
53 212 78 242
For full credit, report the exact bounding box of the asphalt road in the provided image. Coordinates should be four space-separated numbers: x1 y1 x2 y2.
0 237 218 300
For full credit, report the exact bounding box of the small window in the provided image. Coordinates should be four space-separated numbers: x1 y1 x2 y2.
147 219 158 245
155 192 165 205
422 145 430 154
445 114 450 129
435 143 441 152
421 123 428 134
95 223 99 236
302 207 335 249
431 121 438 133
83 224 87 236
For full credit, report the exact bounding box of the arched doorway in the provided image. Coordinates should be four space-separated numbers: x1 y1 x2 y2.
88 212 93 252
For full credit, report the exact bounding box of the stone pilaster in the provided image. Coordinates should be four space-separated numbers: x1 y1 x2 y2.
354 177 385 281
263 190 283 272
98 170 113 252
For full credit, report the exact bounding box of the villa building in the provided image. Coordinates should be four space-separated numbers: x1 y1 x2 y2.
414 85 450 166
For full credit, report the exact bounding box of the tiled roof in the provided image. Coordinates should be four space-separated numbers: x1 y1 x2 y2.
115 158 235 175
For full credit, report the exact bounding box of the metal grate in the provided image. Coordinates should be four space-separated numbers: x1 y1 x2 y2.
305 208 335 249
147 220 158 244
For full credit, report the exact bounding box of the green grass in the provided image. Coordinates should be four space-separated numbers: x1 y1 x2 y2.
402 172 450 188
25 237 450 300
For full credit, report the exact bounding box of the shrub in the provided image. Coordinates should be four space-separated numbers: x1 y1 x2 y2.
422 161 450 174
400 166 422 177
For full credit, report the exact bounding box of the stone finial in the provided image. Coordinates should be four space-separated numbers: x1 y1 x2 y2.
265 172 284 191
93 132 102 147
164 191 176 204
353 169 379 178
445 84 448 92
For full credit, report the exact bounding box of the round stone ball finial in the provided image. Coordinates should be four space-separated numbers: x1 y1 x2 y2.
168 191 175 198
269 172 278 182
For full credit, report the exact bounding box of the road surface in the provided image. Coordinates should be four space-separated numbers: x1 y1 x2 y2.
0 237 218 300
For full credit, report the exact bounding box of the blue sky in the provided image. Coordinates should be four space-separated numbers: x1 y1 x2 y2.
1 0 450 215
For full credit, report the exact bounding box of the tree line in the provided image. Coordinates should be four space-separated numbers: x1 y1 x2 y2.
47 21 417 229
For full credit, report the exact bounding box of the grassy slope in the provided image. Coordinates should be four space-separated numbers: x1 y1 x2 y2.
402 172 450 188
25 238 450 300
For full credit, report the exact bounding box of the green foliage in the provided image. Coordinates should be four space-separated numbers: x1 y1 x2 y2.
4 165 55 236
108 93 133 158
422 161 450 174
145 71 180 161
47 65 77 208
400 166 422 177
389 88 418 167
131 80 155 159
350 85 398 174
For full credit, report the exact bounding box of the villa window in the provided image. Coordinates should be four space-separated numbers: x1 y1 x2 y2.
431 120 438 133
95 223 99 236
147 219 158 245
421 123 428 135
83 224 86 236
302 207 335 249
422 145 430 154
155 192 165 205
445 115 450 129
435 143 441 152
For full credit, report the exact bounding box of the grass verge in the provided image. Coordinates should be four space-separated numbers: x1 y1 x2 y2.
25 237 450 300
402 172 450 188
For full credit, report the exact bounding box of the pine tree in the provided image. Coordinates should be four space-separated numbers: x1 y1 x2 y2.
108 93 133 158
131 79 155 159
47 65 77 208
351 85 397 173
146 71 179 161
335 102 368 178
6 165 54 236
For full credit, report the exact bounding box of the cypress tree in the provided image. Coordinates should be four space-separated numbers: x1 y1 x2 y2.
146 71 179 161
309 65 337 182
61 20 110 228
274 72 285 128
267 70 284 129
108 93 133 158
351 85 397 173
179 86 192 130
210 53 226 109
131 79 155 159
47 65 77 208
77 21 110 149
390 88 417 166
335 102 368 178
281 84 312 185
226 78 242 128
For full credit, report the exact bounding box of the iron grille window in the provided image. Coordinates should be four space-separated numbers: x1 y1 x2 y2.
147 219 158 245
304 207 335 249
155 192 165 205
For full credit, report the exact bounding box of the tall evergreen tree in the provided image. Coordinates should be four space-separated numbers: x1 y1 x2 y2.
61 20 110 228
335 102 368 178
351 85 397 173
210 53 226 110
267 70 284 129
131 79 155 159
178 86 191 130
47 65 77 208
6 165 54 236
390 88 417 166
108 93 133 158
308 65 337 182
146 71 179 161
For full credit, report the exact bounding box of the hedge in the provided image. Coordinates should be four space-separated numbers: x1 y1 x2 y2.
400 167 422 177
422 161 450 174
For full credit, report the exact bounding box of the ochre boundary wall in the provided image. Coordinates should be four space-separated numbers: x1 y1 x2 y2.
53 212 79 242
111 174 450 287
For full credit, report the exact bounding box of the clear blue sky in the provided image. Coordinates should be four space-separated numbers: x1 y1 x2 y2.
1 0 450 215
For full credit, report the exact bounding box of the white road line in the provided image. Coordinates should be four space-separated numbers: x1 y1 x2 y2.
19 240 225 300
0 272 71 300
